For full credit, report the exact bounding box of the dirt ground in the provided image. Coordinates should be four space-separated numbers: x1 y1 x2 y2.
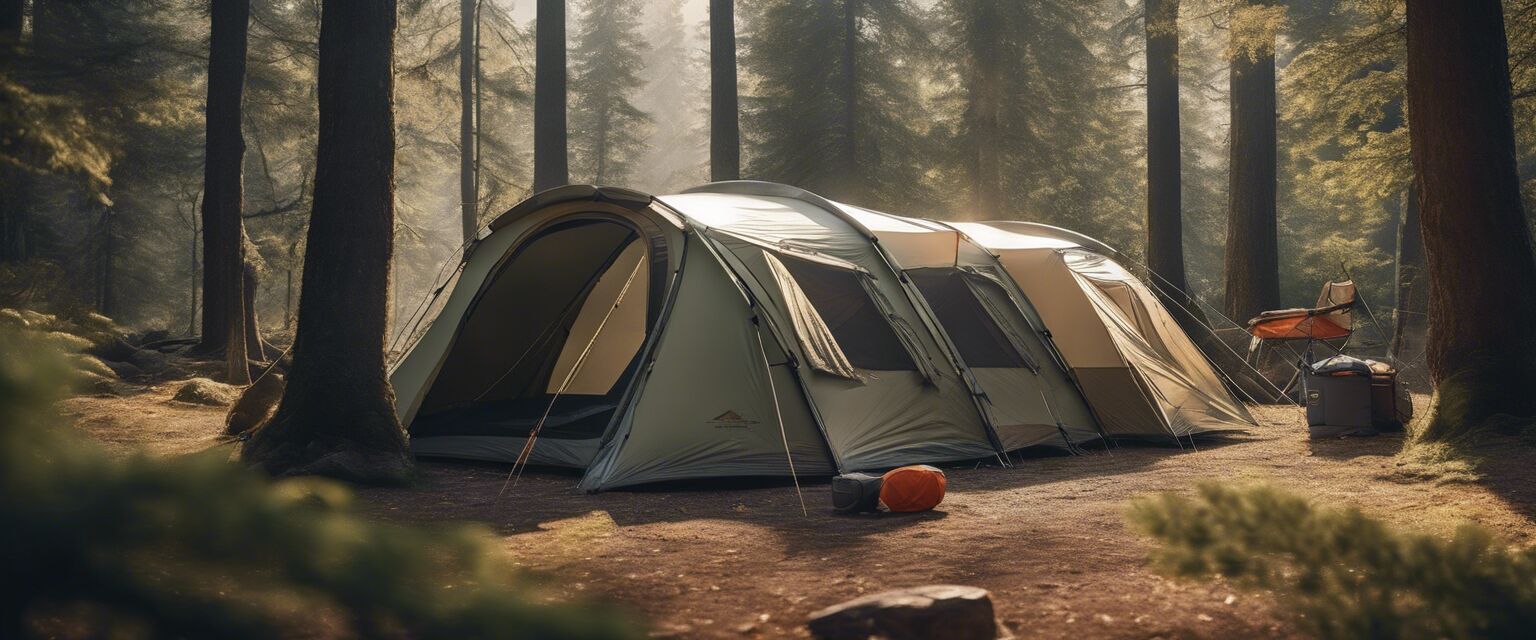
61 383 1536 639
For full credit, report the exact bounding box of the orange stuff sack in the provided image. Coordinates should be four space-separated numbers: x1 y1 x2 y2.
878 465 947 512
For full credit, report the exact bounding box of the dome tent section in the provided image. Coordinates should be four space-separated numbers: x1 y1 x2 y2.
953 221 1256 440
389 184 1019 491
819 200 1104 451
659 184 1010 471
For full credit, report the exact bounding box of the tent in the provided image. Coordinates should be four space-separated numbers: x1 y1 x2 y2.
388 181 1252 490
952 221 1256 439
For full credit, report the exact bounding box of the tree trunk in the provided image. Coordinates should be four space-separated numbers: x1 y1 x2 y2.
1146 0 1187 299
199 0 252 388
966 0 1000 218
459 0 479 242
1222 0 1280 322
242 0 411 482
836 0 860 203
0 0 20 42
188 218 199 336
284 267 293 331
709 0 740 182
533 0 567 192
1406 0 1536 437
243 255 264 359
1391 176 1427 360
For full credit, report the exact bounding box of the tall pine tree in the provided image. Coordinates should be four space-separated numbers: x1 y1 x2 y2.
740 0 931 211
636 0 706 193
934 0 1138 241
568 0 651 185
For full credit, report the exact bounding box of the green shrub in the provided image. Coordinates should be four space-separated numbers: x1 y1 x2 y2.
1128 482 1536 640
0 325 639 639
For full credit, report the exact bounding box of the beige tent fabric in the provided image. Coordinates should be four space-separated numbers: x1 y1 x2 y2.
1064 250 1255 433
763 251 861 380
957 222 1254 438
547 241 649 395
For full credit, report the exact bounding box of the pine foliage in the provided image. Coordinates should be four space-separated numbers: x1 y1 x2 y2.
740 0 934 212
0 321 637 639
1130 482 1536 640
569 0 652 185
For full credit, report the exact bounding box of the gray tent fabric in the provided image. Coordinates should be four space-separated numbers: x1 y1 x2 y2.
387 182 1252 491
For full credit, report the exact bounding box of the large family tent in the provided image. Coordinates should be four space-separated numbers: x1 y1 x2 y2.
953 221 1256 439
388 181 1250 490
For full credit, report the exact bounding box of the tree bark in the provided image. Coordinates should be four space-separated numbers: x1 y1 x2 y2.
0 0 21 42
242 0 411 482
1222 0 1280 322
200 0 252 384
1391 176 1427 359
835 0 860 203
709 0 739 182
459 0 479 242
242 253 263 359
1146 0 1187 299
533 0 568 192
1406 0 1536 437
965 0 1000 218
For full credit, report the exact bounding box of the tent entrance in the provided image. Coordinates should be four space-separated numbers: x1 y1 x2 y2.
411 218 659 459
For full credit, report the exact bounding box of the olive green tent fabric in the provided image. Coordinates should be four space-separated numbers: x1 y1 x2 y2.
387 183 1250 491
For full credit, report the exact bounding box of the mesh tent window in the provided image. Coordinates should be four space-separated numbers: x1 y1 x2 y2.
908 270 1028 368
766 252 918 372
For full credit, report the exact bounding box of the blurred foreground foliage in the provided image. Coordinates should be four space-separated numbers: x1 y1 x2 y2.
0 324 638 639
1129 482 1536 640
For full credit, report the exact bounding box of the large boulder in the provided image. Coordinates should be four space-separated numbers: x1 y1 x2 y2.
173 378 242 407
807 585 1001 640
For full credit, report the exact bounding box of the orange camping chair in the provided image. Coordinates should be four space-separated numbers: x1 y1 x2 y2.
1245 281 1358 394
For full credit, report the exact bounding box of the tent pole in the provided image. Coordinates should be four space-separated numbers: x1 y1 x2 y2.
755 323 808 517
499 258 645 499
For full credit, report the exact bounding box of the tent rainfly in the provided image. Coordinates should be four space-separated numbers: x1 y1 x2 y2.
388 181 1255 491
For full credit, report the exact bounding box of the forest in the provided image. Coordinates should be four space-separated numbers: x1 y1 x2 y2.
3 0 1536 638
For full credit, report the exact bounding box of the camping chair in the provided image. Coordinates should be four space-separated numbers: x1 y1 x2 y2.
1244 280 1358 396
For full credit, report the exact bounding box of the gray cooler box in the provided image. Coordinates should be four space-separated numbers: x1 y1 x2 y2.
1305 356 1376 437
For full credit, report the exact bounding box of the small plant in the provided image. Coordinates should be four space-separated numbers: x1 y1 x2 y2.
0 324 639 639
1129 482 1536 640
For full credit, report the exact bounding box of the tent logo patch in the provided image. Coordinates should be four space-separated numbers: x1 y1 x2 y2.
707 410 758 429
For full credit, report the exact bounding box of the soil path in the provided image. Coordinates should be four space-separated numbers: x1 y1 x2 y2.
61 386 1536 639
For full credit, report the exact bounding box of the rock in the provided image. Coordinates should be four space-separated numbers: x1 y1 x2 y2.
128 348 170 372
134 329 171 345
807 585 1000 640
173 378 242 406
89 336 140 363
103 359 145 380
226 372 285 436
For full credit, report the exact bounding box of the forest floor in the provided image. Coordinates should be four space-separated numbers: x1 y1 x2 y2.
62 383 1536 640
